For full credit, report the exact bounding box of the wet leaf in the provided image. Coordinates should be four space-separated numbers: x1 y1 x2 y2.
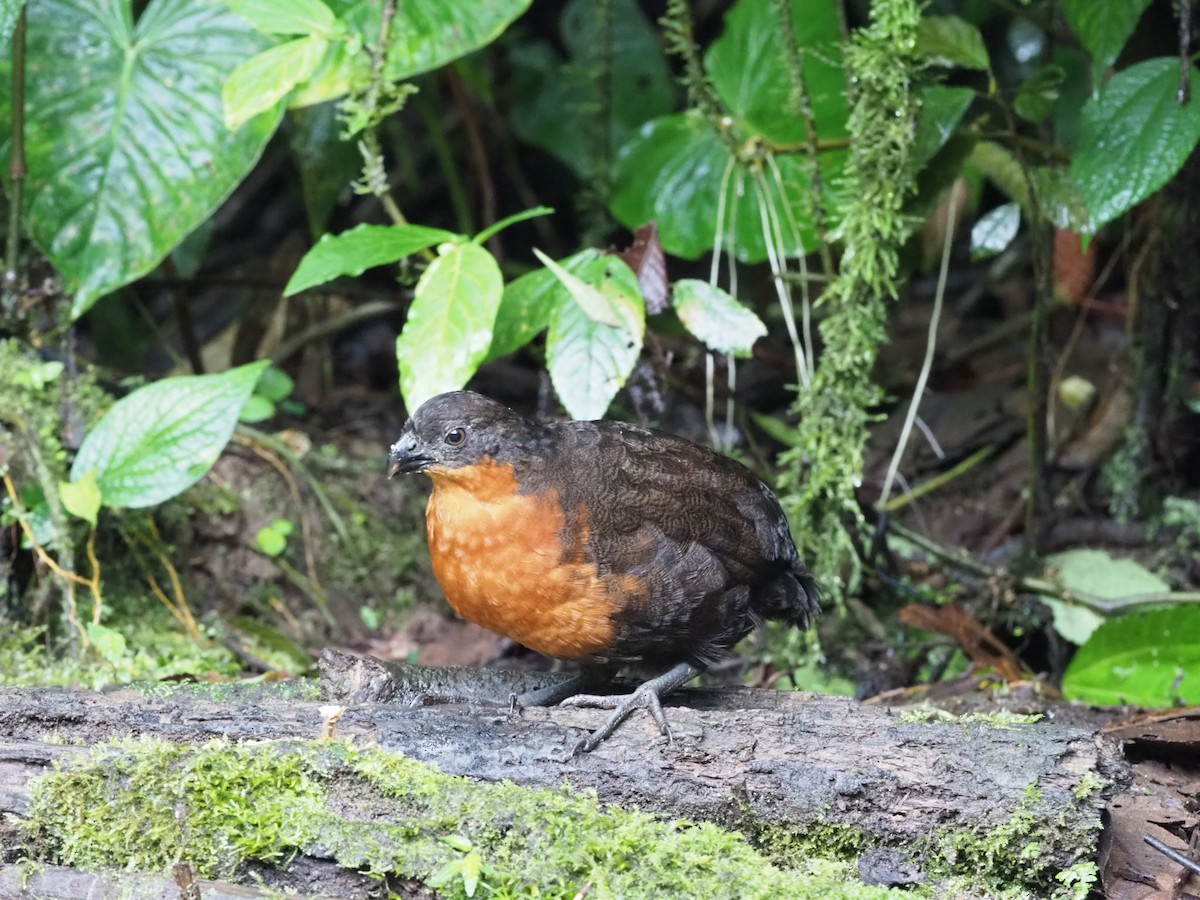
0 0 281 318
913 85 975 169
1063 0 1153 73
916 16 989 70
487 249 600 361
396 243 504 410
285 223 457 295
1072 58 1200 231
673 279 766 357
544 254 645 419
970 203 1020 260
70 362 269 508
1063 606 1200 707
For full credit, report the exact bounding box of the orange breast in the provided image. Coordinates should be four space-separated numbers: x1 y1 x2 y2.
423 459 618 660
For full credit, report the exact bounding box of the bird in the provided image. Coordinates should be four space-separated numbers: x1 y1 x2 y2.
387 391 819 753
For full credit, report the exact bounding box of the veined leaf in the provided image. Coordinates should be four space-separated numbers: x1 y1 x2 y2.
673 279 766 357
285 223 458 295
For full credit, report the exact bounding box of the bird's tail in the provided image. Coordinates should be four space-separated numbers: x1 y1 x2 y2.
758 562 821 630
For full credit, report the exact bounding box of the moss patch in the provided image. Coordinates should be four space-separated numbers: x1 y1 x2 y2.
26 738 910 900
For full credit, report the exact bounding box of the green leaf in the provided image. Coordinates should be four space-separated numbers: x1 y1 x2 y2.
442 834 473 853
288 101 363 236
226 0 337 36
59 470 102 528
544 255 645 420
705 0 848 144
255 366 295 402
87 623 128 666
461 851 483 897
0 0 283 318
913 85 975 170
396 243 504 410
1031 167 1091 232
1040 547 1171 646
1071 58 1200 232
223 34 328 130
70 361 269 508
915 16 989 71
486 249 601 361
316 0 532 99
672 279 766 357
508 0 675 177
0 0 21 44
970 203 1020 260
1014 65 1065 124
239 395 276 424
284 223 458 295
1063 0 1153 73
255 521 290 557
1063 606 1200 707
612 112 846 261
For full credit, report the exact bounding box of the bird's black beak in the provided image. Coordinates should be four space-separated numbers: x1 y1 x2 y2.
387 430 431 478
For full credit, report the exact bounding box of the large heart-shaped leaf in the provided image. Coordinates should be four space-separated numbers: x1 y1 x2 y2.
0 0 282 318
1071 58 1200 231
612 113 847 261
395 242 504 411
509 0 675 177
705 0 847 144
70 362 269 508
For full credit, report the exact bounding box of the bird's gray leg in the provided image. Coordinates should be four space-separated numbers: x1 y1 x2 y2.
514 666 617 710
561 661 704 754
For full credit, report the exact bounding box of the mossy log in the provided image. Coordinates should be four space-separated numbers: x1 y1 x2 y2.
0 652 1127 898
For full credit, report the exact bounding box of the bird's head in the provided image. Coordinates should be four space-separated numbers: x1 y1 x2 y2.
387 391 536 479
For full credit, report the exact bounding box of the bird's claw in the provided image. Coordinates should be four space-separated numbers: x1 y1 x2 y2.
562 683 674 754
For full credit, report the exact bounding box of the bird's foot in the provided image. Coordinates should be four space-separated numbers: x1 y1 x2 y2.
561 684 672 754
560 661 704 754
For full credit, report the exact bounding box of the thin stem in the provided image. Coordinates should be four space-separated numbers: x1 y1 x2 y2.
4 4 27 302
877 189 957 508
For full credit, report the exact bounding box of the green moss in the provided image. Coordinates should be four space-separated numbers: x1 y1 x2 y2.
25 739 910 900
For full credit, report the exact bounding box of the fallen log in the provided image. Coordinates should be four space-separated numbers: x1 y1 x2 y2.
0 652 1127 898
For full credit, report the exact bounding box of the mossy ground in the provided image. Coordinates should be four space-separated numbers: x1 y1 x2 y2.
25 738 906 900
22 737 1100 900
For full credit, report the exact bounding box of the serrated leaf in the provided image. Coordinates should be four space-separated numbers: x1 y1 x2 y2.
509 0 675 177
970 203 1020 260
0 0 282 318
396 243 504 410
1014 65 1065 123
71 361 269 508
546 257 645 420
706 0 848 145
59 470 102 528
284 223 458 295
223 34 328 130
916 16 989 70
612 112 847 261
486 248 600 361
227 0 337 36
1063 0 1153 73
1071 58 1200 231
913 85 975 170
1063 606 1200 707
672 279 766 357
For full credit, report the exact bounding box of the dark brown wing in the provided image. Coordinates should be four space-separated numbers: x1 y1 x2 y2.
523 420 818 664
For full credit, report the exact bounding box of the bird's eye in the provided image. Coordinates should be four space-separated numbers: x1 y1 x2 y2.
444 427 467 446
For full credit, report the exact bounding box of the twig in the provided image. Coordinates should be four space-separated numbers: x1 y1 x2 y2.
889 519 1200 613
1144 835 1200 878
881 444 997 512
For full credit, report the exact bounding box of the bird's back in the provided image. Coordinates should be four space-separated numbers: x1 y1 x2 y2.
514 418 819 666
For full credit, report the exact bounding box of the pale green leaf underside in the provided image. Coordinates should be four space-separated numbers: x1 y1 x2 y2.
70 362 269 508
